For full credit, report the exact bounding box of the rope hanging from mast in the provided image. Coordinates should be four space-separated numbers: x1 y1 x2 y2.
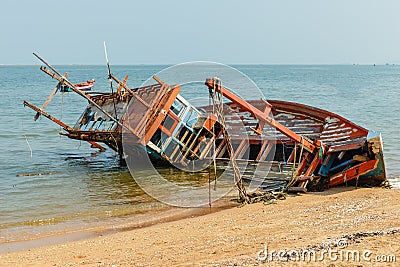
209 78 249 203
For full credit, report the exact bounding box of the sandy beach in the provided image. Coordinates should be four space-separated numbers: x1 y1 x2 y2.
0 187 399 266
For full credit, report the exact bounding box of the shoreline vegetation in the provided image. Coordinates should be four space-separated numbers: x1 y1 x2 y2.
1 187 399 266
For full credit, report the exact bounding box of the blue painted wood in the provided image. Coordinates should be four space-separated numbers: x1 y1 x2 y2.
318 153 336 176
329 158 356 173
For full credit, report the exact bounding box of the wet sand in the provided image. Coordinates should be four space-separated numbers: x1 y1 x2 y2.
0 198 236 254
0 187 399 266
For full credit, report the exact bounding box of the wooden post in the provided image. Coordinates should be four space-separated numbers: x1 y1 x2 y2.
109 73 150 108
257 141 274 162
117 75 129 94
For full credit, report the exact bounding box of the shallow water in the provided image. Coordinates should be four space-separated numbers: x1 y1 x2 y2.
0 64 399 242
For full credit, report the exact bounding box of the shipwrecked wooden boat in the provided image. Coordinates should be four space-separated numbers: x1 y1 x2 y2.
24 54 387 196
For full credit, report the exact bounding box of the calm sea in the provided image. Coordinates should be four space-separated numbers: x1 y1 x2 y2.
0 64 399 243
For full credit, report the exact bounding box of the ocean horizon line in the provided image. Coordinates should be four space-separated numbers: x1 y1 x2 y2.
1 63 398 67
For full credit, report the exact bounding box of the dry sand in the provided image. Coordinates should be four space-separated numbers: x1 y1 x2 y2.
0 187 399 266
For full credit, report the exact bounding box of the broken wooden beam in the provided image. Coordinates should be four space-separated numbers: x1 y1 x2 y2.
34 71 69 121
24 100 73 132
34 54 115 122
205 78 318 153
329 159 379 186
117 75 129 94
287 186 308 193
25 101 106 151
109 73 149 108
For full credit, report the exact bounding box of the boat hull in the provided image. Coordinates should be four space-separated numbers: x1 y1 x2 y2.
25 73 387 192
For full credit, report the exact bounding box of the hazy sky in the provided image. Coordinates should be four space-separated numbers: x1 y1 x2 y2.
1 0 399 65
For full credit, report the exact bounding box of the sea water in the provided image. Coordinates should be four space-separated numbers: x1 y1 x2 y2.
0 64 399 243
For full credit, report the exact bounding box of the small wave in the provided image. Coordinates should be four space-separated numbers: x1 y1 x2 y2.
21 133 41 137
41 129 62 134
0 134 19 139
387 175 400 189
16 172 59 177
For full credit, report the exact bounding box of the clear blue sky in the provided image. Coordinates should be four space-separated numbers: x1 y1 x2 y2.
1 0 399 65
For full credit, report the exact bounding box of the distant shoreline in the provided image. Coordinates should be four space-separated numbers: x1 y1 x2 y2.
1 63 399 66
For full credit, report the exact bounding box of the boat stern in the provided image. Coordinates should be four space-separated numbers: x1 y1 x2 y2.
361 131 387 181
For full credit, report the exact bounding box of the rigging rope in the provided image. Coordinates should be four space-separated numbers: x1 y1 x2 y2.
21 121 33 158
109 76 118 120
60 93 64 133
284 136 305 190
23 134 33 158
210 78 249 203
211 91 217 190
